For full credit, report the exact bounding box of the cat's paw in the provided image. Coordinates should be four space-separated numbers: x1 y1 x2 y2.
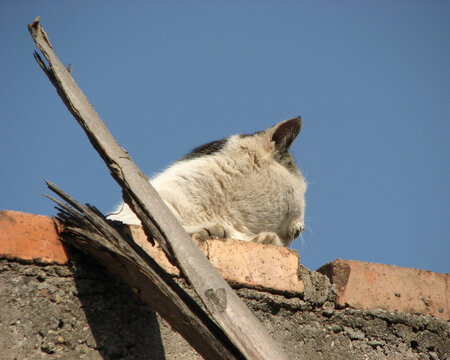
188 224 228 242
252 232 283 246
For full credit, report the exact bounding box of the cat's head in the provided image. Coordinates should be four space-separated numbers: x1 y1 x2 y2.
181 117 306 243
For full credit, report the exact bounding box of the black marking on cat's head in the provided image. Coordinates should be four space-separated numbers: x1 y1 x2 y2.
238 129 264 138
273 151 299 173
182 138 228 160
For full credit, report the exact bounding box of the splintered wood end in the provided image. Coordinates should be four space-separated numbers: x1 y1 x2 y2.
28 16 53 49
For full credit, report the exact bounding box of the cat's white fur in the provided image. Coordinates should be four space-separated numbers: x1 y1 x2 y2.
108 118 307 246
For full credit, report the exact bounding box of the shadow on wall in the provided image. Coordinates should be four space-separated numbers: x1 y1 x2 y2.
68 248 167 360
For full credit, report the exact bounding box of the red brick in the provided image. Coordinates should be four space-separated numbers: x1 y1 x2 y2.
318 259 449 320
130 225 304 294
0 210 68 264
206 238 303 293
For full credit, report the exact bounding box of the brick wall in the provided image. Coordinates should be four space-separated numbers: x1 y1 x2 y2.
1 210 449 359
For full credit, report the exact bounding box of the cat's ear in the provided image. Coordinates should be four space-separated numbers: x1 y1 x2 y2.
266 117 302 152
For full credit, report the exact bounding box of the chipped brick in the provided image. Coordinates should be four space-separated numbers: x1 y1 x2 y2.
317 259 449 320
130 225 304 294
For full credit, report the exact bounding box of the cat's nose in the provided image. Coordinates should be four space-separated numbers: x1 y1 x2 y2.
294 224 304 239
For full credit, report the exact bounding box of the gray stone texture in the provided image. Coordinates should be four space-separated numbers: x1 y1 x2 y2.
1 250 449 360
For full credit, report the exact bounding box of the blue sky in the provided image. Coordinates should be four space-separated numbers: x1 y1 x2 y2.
1 1 448 274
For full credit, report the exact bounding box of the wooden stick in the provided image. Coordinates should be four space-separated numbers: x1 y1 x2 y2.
28 17 289 360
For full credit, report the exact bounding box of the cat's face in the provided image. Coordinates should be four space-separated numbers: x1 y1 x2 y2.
223 118 307 244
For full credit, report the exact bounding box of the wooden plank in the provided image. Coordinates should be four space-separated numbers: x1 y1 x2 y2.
28 17 289 360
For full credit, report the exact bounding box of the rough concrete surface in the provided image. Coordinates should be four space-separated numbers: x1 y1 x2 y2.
1 249 449 360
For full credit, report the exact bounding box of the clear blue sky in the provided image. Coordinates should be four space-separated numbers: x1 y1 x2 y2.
1 1 448 274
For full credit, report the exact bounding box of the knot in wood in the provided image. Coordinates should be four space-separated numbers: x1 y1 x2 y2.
204 288 227 313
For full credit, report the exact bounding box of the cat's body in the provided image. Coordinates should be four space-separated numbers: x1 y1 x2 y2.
108 117 307 246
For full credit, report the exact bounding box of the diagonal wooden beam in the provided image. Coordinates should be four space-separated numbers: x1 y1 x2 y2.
28 17 289 360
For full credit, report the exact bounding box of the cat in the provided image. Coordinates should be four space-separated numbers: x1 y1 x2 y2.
108 117 307 247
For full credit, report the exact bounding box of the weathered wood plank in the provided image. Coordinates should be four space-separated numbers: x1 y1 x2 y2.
29 17 289 360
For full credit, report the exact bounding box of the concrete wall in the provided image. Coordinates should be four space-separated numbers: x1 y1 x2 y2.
1 210 449 360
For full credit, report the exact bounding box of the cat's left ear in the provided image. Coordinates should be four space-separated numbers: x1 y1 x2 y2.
266 117 302 152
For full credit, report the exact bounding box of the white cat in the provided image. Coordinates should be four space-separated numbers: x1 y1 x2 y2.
108 117 307 247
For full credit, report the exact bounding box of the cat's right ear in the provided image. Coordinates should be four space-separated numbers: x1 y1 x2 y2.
265 117 302 152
